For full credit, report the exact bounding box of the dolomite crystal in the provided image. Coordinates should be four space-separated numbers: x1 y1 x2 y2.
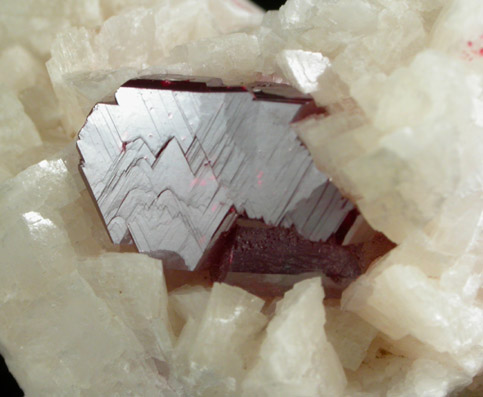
1 0 483 396
45 0 264 136
77 76 353 271
242 278 347 397
0 147 177 395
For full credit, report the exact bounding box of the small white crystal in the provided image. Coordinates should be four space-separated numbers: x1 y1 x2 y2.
243 278 347 397
0 44 64 141
78 252 174 363
173 283 267 396
325 305 378 371
169 285 211 336
276 49 329 93
46 0 264 136
169 32 260 84
0 85 42 182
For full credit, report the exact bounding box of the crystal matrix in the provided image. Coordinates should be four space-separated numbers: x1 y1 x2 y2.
1 0 483 396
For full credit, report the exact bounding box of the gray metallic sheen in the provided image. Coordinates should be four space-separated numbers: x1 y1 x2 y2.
77 76 353 270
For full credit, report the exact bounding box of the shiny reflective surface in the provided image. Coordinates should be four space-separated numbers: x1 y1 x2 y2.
77 76 353 270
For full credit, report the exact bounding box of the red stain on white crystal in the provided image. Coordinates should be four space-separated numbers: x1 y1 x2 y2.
257 171 263 187
463 36 483 61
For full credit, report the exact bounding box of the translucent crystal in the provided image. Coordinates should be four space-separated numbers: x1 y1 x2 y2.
341 236 483 377
325 304 378 371
0 86 42 183
78 252 174 363
346 337 471 397
0 146 178 395
172 283 266 396
243 278 347 397
46 0 264 136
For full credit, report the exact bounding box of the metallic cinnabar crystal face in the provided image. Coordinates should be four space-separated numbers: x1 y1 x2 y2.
77 75 354 271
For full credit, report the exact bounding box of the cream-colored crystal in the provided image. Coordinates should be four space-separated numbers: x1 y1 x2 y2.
46 0 264 135
325 305 378 371
0 44 66 178
276 49 329 94
0 86 42 183
0 0 103 60
78 253 174 363
243 278 347 397
0 45 44 93
346 339 470 397
0 146 178 395
173 283 266 396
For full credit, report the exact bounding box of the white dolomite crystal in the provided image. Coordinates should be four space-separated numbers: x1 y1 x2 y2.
1 0 483 396
346 338 470 397
0 0 103 60
0 147 178 395
46 0 264 135
325 304 379 372
0 86 42 183
78 253 175 365
172 283 267 396
243 278 347 397
169 285 211 337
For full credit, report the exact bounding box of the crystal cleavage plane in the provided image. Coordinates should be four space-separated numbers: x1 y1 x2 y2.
77 75 355 273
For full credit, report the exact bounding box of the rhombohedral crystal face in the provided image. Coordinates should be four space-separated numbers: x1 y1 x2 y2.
77 76 355 271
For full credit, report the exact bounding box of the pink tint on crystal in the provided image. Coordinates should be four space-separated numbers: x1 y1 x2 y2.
78 75 356 272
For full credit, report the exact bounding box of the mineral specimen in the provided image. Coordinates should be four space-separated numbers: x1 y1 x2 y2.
242 278 347 397
1 0 483 396
77 76 354 271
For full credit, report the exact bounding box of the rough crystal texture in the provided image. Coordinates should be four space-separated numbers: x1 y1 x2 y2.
0 144 353 396
46 0 264 136
200 216 362 280
345 336 471 397
325 303 378 371
77 77 353 270
0 86 42 182
243 278 347 396
0 146 177 395
172 283 267 396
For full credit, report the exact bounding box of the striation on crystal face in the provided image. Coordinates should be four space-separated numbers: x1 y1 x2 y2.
77 75 354 271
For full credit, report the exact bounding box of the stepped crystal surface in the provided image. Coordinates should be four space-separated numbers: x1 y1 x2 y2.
77 77 353 270
1 0 483 396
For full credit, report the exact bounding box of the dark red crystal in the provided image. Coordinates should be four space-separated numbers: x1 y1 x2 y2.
78 75 363 281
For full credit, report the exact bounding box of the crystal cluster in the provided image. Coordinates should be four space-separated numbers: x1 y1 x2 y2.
1 0 483 396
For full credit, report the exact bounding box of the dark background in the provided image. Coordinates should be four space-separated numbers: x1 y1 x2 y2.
254 0 284 10
0 1 286 396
